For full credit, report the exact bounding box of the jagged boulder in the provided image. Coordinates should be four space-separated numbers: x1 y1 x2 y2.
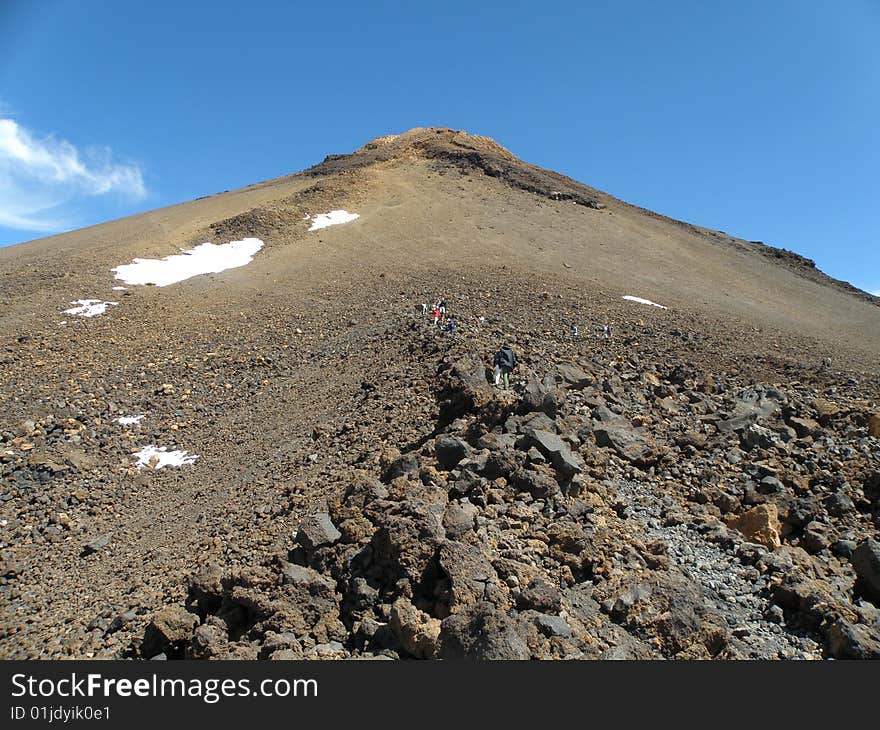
727 504 781 549
852 539 880 605
187 618 230 659
826 620 880 659
435 357 514 429
436 540 504 616
443 500 479 539
520 375 558 417
517 577 562 614
384 452 420 480
435 435 471 470
390 597 441 659
438 602 530 659
596 573 733 658
296 513 342 551
592 406 660 467
556 363 592 390
141 605 199 658
788 416 821 438
740 424 784 451
519 428 583 478
811 398 840 425
769 572 850 639
508 467 561 500
369 495 447 587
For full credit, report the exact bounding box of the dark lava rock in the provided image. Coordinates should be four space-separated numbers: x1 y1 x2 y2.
592 407 660 467
517 577 562 614
851 539 880 605
435 435 471 470
297 513 342 551
438 602 529 659
520 376 558 417
141 605 199 658
519 428 583 478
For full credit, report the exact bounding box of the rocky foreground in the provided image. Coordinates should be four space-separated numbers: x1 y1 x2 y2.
2 272 879 661
135 328 880 660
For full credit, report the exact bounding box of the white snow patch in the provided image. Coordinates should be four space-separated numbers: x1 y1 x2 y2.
133 445 198 470
64 299 118 317
308 210 359 231
116 415 144 426
622 295 668 310
112 237 264 287
112 286 127 291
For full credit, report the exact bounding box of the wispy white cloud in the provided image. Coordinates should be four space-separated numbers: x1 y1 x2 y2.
0 117 146 233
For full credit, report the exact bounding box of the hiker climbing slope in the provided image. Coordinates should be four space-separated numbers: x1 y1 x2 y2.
493 344 517 389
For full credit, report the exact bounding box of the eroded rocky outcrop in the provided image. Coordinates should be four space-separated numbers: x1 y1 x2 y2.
137 348 880 660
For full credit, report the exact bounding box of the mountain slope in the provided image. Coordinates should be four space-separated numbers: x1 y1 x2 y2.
1 128 878 660
3 128 877 357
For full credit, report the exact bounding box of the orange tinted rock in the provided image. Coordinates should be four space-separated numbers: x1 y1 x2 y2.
727 504 781 550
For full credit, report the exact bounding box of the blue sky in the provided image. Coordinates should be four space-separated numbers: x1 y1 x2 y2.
1 0 878 293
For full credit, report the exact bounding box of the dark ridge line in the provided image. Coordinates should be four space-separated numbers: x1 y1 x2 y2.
295 130 878 307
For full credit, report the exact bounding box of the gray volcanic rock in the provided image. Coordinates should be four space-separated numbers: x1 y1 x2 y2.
852 539 880 605
521 376 558 417
438 602 530 660
435 435 471 470
826 620 880 659
442 501 479 539
519 428 583 478
296 513 342 551
592 407 660 467
556 364 592 390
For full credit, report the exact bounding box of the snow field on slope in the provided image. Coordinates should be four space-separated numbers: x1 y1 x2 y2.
133 445 198 470
64 300 119 317
308 210 359 231
112 238 264 287
623 295 668 310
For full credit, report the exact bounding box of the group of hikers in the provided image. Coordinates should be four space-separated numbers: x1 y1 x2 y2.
571 322 612 340
415 295 615 390
420 298 457 335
